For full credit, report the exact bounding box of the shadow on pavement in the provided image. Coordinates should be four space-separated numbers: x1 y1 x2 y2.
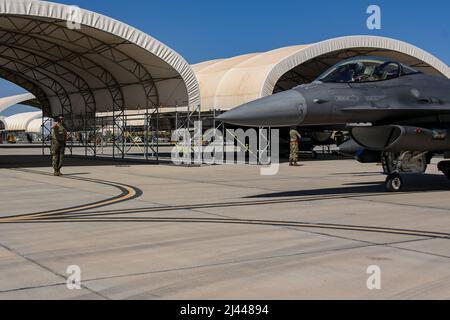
246 174 450 198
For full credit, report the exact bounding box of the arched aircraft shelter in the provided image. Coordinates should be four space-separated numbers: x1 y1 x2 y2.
193 36 449 111
0 0 200 159
1 1 449 162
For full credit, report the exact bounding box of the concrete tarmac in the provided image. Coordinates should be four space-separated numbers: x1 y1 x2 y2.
0 148 450 299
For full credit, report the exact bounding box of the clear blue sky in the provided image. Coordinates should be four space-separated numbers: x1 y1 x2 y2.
1 0 449 115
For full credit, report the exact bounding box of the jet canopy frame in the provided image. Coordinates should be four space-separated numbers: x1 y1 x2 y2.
315 56 421 84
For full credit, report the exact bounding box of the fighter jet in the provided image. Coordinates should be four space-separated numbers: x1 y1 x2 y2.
217 56 450 191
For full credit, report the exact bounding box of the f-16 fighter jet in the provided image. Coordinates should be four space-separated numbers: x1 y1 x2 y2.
217 56 450 191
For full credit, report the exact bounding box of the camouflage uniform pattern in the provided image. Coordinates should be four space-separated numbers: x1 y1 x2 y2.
289 129 301 164
52 123 67 174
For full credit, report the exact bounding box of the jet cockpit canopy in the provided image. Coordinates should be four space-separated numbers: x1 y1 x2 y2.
316 56 420 84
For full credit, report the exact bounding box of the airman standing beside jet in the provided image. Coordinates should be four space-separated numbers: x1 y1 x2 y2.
289 126 302 166
52 115 67 176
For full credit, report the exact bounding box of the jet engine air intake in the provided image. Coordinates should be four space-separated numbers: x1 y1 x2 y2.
351 125 450 152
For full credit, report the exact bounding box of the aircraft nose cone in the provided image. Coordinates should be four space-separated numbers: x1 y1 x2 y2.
216 90 307 127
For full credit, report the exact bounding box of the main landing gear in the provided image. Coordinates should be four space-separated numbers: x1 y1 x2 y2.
381 151 429 192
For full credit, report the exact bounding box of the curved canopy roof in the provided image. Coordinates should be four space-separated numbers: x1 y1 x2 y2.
27 117 52 134
2 110 52 133
193 36 450 111
0 92 35 113
0 0 200 123
4 110 40 131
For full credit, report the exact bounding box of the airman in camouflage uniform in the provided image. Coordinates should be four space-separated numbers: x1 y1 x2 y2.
52 116 67 176
289 127 302 166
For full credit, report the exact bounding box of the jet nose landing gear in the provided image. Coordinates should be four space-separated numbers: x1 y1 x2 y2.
385 174 403 192
438 161 450 179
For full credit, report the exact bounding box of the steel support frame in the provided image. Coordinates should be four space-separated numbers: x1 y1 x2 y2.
212 109 272 166
0 28 130 158
0 55 73 125
190 105 202 160
112 108 125 159
144 107 160 161
0 29 125 111
0 16 163 160
258 126 272 165
274 68 313 93
41 115 53 156
0 64 73 153
212 108 226 164
0 45 98 156
171 104 201 162
4 16 160 107
0 68 50 115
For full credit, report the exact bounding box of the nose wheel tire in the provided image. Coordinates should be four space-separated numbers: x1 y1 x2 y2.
441 170 450 180
437 161 450 180
385 174 403 192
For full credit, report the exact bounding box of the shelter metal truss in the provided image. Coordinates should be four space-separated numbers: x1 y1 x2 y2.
0 16 158 109
92 107 161 161
144 107 160 161
41 116 53 155
0 14 168 160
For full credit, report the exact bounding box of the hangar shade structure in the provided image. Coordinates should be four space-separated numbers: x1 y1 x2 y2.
4 110 40 132
192 36 450 111
0 0 200 128
0 92 35 113
0 92 36 134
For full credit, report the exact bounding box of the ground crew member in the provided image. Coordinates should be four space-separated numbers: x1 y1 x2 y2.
52 115 68 176
289 126 302 166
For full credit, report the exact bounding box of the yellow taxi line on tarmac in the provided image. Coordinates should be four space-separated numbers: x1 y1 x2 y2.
0 170 139 223
1 185 136 223
7 185 137 222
